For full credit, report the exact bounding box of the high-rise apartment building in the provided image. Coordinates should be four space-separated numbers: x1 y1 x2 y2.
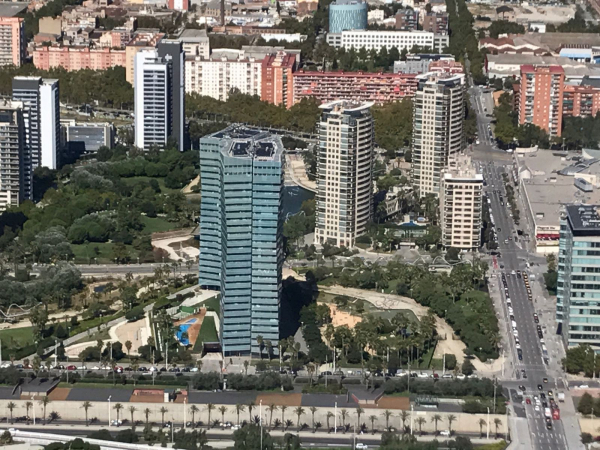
395 9 419 31
518 65 564 137
0 100 24 211
557 205 600 349
329 0 368 34
411 72 464 197
134 40 185 151
198 126 284 356
439 154 483 249
12 77 60 199
423 12 449 35
125 30 165 84
0 17 24 67
315 100 374 247
261 52 296 108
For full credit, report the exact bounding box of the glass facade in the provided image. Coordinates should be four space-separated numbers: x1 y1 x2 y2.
198 126 283 356
329 0 368 34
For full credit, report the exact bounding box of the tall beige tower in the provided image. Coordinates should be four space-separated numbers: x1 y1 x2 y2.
411 72 465 197
315 100 374 248
439 154 483 250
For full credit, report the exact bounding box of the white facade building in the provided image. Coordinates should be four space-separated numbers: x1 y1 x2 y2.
0 100 24 211
179 29 210 59
439 154 483 249
185 54 261 101
40 79 60 169
411 72 465 196
326 30 449 53
315 100 374 248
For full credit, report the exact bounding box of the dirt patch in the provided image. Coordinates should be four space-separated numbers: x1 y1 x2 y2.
255 393 302 407
375 396 410 410
324 303 362 329
129 393 165 403
114 319 151 355
47 387 71 401
182 175 200 194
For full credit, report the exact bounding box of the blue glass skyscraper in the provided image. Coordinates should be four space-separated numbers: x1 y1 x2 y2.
198 126 283 356
329 0 367 34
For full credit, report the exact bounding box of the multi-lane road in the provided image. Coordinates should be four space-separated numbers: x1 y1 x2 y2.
469 86 584 450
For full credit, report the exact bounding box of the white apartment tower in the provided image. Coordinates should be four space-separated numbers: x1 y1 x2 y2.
315 100 374 247
134 40 185 151
411 72 465 197
0 100 25 210
439 154 483 249
12 77 60 199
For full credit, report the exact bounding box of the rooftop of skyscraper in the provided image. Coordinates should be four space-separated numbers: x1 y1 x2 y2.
565 204 600 233
209 125 283 162
319 99 374 113
416 71 465 86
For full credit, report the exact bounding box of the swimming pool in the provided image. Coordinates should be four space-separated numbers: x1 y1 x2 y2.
175 319 198 346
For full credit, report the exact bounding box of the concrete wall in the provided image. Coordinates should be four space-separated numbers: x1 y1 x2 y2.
0 399 508 434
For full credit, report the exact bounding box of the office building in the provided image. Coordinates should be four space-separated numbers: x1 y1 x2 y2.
293 70 417 105
393 53 455 74
179 29 210 58
185 52 262 101
64 121 114 153
411 72 464 196
395 9 418 31
134 41 184 151
518 65 564 137
556 204 600 350
0 17 24 67
0 100 24 211
261 52 296 108
423 12 449 35
198 126 284 356
326 30 449 53
439 154 483 249
315 100 374 247
329 0 367 34
12 77 60 199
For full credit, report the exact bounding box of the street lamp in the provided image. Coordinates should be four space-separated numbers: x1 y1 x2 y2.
108 396 112 426
259 400 263 450
486 407 490 439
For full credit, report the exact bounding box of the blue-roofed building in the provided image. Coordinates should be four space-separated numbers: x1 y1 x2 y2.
329 0 367 34
198 126 284 356
559 47 593 63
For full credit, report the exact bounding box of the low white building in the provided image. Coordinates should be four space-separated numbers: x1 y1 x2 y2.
326 30 449 53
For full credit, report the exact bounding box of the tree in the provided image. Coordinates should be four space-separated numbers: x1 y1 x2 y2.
294 406 305 429
369 415 377 434
206 403 215 426
461 359 475 376
257 335 264 359
447 414 457 435
160 406 168 426
82 401 92 426
383 410 393 431
190 405 199 426
144 408 151 425
114 403 123 422
309 406 317 431
125 340 132 357
233 424 274 450
478 418 486 437
128 406 137 424
494 418 502 438
40 396 50 424
235 404 245 426
7 402 15 423
268 404 278 429
326 412 334 431
431 414 442 435
416 416 426 435
399 410 409 433
355 406 364 428
219 406 227 425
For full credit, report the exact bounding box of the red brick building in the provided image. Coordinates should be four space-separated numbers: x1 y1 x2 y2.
261 52 296 108
518 65 564 136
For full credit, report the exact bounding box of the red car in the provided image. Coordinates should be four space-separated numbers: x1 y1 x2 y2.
66 365 77 371
526 398 531 405
114 366 124 373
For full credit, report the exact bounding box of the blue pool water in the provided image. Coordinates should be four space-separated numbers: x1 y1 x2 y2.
176 319 197 346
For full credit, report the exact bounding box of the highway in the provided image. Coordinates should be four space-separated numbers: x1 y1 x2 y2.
469 85 583 450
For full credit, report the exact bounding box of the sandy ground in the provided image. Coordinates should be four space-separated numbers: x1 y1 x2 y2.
283 267 305 281
113 318 151 355
152 235 197 261
325 303 362 328
320 285 504 374
286 154 316 191
0 309 82 330
182 175 200 194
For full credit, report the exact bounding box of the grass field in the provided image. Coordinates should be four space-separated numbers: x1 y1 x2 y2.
201 295 221 314
121 176 179 194
139 216 178 234
193 316 218 352
0 327 34 348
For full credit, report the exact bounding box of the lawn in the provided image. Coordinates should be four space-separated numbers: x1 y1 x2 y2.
140 215 179 234
201 295 221 314
121 176 179 194
193 316 218 352
0 327 34 348
71 242 118 264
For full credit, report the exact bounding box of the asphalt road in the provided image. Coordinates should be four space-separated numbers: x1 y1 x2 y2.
469 86 572 450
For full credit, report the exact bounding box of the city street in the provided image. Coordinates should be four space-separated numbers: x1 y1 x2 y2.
469 86 584 450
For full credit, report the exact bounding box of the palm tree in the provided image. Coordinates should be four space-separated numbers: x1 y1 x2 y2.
309 406 317 431
326 412 334 432
125 341 132 357
256 335 264 359
400 410 409 433
206 404 215 427
219 406 227 426
114 403 123 422
7 402 15 423
355 407 364 428
25 401 32 422
294 406 305 429
247 402 254 423
235 404 245 426
447 414 456 436
494 418 502 438
160 407 168 426
81 401 92 426
369 415 377 434
267 404 277 428
280 405 287 425
40 396 50 424
340 409 348 429
383 410 393 431
144 408 151 425
416 417 426 436
431 414 442 436
190 405 199 426
478 418 486 437
129 406 137 425
243 360 249 375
